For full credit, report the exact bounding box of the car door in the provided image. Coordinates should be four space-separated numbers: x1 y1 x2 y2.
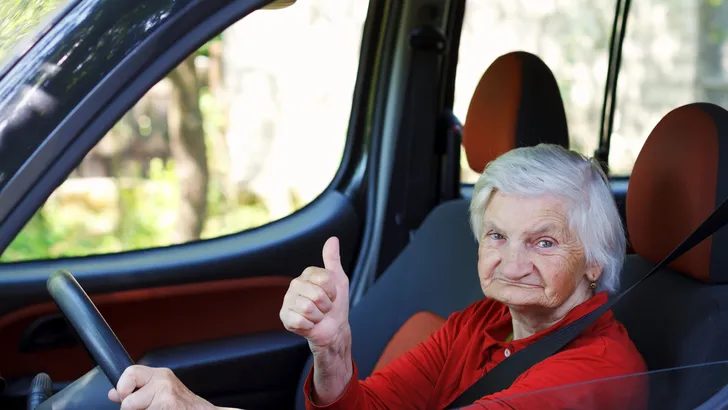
0 0 382 409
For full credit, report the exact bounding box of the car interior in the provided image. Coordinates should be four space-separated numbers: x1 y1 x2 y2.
0 0 727 409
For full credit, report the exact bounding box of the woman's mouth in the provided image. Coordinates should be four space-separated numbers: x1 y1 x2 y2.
495 279 541 288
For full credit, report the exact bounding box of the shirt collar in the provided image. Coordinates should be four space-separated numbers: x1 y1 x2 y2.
483 292 611 349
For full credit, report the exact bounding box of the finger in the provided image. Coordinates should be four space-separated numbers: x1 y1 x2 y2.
322 237 345 278
108 388 121 404
117 365 155 401
281 308 315 332
120 384 157 410
289 278 333 313
298 268 337 301
288 294 325 322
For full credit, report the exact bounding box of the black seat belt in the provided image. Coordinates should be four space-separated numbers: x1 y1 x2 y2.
446 196 728 409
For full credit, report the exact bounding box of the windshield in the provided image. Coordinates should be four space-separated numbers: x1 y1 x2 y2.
0 0 76 74
455 361 728 410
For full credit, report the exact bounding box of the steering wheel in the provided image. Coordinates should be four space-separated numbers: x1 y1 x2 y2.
46 270 134 387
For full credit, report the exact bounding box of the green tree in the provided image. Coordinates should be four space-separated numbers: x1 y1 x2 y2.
0 0 63 66
168 54 209 243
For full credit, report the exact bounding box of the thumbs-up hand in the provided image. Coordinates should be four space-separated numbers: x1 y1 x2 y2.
280 237 351 353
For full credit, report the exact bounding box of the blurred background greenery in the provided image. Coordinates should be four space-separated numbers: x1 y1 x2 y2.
0 0 361 262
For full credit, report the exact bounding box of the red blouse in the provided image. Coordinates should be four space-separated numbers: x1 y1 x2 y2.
303 292 648 409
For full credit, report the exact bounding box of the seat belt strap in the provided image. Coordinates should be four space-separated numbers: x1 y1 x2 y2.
377 24 445 269
446 196 728 408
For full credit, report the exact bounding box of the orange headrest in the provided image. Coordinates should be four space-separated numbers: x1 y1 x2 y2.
462 51 569 173
627 103 728 283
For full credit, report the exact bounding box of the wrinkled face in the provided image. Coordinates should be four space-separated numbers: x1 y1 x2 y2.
478 191 600 311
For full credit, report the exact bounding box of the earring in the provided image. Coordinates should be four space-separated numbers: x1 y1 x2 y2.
589 282 597 290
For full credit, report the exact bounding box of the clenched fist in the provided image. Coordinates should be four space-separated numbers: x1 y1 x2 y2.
280 236 350 352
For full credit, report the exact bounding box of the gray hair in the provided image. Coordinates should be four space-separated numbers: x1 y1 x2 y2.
469 144 625 294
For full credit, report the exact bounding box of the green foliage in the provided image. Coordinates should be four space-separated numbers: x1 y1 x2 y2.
0 210 61 261
0 0 64 66
1 160 175 261
196 36 222 58
0 83 274 262
0 155 273 262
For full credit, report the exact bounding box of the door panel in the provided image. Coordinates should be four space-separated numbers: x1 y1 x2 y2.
4 333 310 410
0 191 361 409
0 276 290 381
139 333 310 409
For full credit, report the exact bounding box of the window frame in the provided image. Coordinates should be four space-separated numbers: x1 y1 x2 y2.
451 0 633 185
0 0 374 265
598 0 632 174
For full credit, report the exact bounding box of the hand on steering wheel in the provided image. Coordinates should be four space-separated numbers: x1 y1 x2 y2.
108 365 216 409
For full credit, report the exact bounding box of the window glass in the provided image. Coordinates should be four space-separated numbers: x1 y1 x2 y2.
608 0 724 175
456 0 616 183
473 361 728 409
1 1 368 262
0 0 73 72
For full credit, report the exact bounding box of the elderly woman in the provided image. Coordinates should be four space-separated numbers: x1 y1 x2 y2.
109 144 646 409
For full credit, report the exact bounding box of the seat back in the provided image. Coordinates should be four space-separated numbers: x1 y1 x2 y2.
295 51 570 409
612 103 728 409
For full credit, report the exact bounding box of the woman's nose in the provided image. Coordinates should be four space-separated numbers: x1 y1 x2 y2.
500 245 533 280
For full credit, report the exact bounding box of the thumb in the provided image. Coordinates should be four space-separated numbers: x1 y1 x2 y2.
322 236 345 277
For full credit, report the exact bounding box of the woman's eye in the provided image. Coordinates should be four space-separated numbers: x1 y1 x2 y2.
537 239 554 248
489 232 504 240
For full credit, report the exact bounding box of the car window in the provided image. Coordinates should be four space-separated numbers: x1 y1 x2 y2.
0 0 190 193
608 0 728 176
454 361 728 409
0 0 74 74
455 0 616 184
0 1 368 262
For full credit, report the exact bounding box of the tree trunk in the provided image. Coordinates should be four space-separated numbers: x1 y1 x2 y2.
167 55 209 243
208 40 224 100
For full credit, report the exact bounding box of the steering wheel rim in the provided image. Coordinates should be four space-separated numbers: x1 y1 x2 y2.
46 270 134 387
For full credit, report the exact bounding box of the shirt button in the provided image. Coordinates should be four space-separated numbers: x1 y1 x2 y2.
504 349 511 357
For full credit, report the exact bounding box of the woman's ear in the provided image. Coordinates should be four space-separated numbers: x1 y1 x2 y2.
585 263 602 283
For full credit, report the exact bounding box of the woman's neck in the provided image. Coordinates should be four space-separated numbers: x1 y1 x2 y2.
509 282 592 341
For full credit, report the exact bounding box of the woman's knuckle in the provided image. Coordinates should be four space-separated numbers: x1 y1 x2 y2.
309 269 326 284
294 315 307 328
313 288 327 304
303 299 317 314
319 271 333 286
282 315 295 330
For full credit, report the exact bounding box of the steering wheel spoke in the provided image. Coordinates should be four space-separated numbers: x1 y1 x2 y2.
46 270 134 387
